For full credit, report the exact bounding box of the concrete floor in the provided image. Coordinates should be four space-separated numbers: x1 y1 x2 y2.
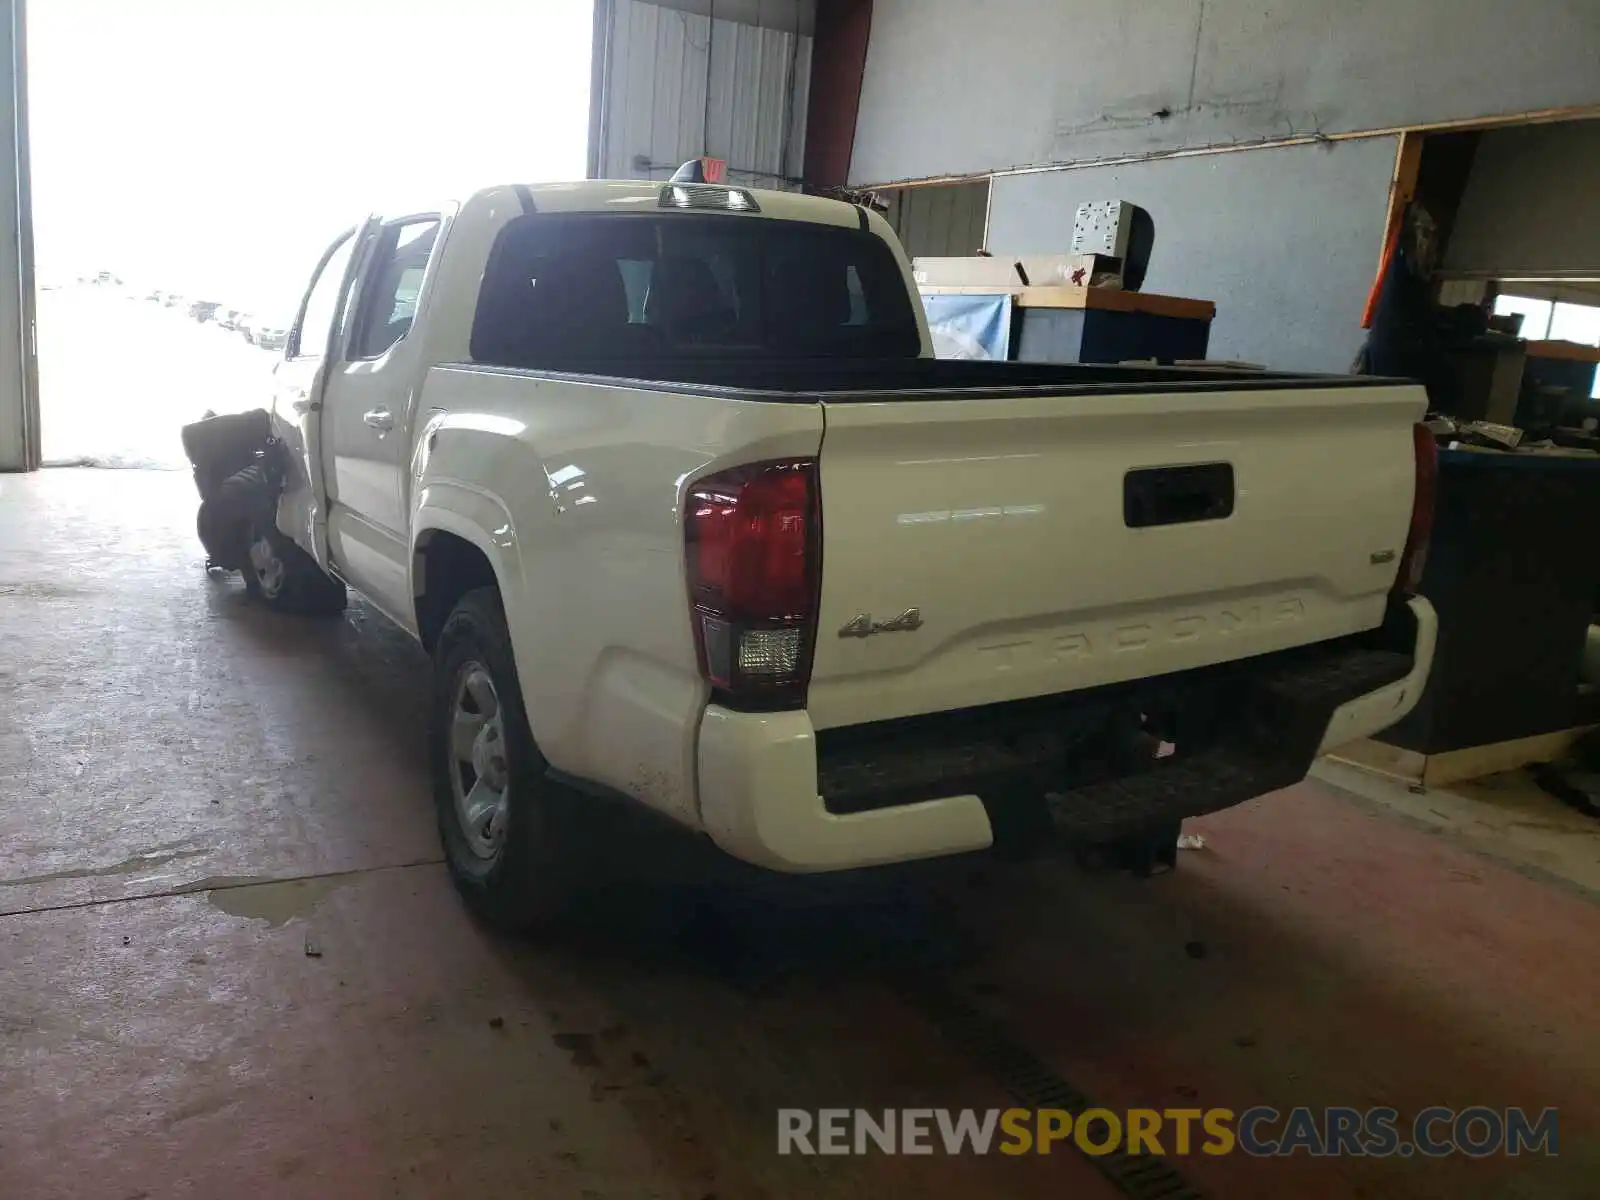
3 468 1598 1199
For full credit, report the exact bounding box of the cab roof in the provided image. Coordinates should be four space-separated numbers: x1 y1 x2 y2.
514 180 864 228
380 180 871 231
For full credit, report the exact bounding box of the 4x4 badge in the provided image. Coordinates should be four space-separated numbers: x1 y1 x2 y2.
839 608 923 638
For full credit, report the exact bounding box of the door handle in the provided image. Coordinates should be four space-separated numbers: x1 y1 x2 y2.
363 407 394 432
1124 463 1235 528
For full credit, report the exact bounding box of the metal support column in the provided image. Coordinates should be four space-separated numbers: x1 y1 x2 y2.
0 0 37 471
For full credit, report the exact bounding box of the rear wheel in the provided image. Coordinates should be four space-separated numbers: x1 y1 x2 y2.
242 519 347 615
430 587 588 930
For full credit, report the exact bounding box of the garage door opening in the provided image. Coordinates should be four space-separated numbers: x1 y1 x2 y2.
28 0 591 470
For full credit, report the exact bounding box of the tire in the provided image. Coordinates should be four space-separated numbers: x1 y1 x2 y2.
200 459 272 571
430 587 589 930
242 516 348 615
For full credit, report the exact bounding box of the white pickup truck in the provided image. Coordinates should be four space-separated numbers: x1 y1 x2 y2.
208 175 1437 927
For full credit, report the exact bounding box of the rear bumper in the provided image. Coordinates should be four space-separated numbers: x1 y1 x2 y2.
1315 596 1437 754
696 707 995 873
697 596 1436 873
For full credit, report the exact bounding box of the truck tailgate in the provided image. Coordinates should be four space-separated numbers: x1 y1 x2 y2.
806 382 1425 732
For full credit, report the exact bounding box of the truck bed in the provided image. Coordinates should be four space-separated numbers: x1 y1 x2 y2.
459 356 1404 400
426 354 1424 735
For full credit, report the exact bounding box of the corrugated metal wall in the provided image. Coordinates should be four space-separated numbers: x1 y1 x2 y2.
881 181 990 258
593 0 812 188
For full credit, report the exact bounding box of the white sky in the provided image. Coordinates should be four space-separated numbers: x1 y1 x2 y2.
29 0 593 318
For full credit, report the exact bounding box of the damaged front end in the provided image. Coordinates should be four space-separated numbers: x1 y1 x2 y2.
180 409 286 572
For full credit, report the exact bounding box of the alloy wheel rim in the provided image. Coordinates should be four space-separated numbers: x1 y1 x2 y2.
248 534 286 598
449 662 510 860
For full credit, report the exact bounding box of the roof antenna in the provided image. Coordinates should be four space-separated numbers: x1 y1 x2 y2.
669 159 707 184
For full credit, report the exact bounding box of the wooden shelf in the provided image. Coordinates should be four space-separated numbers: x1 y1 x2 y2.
918 285 1215 322
1526 340 1600 364
1327 726 1596 788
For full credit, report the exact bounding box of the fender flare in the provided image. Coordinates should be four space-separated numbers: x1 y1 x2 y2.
412 481 526 642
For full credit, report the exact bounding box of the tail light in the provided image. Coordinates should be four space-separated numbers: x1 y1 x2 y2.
1396 423 1438 595
685 460 820 709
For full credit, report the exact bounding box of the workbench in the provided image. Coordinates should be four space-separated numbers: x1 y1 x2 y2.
1333 447 1600 787
919 285 1216 365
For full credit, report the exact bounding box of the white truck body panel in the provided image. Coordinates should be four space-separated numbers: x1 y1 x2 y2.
807 382 1423 731
251 177 1436 875
698 593 1439 873
412 365 823 824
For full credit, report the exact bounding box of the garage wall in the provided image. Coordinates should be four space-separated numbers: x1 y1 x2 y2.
1444 119 1600 277
986 137 1399 373
590 0 812 187
881 181 989 258
0 0 35 471
849 0 1600 185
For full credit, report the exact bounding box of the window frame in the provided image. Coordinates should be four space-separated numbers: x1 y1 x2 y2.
468 211 924 370
1491 293 1554 341
345 214 444 363
1494 290 1600 401
1491 294 1600 347
288 228 359 362
1546 301 1600 350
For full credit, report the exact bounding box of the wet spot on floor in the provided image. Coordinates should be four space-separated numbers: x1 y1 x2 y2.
193 874 352 928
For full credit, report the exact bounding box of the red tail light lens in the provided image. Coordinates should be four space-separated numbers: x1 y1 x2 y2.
685 459 820 708
1397 423 1438 595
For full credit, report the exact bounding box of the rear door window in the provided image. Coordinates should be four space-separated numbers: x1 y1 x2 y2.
349 218 441 360
470 212 922 368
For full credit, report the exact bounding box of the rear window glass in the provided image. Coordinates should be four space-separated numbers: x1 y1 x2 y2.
470 212 922 368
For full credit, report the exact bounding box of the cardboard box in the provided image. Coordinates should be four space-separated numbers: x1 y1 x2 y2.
1017 254 1120 288
910 257 1028 287
912 254 1121 289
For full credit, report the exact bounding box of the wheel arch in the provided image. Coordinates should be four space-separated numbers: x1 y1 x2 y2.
412 498 521 654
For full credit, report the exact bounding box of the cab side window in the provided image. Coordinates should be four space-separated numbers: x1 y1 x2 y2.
349 219 441 360
291 233 357 360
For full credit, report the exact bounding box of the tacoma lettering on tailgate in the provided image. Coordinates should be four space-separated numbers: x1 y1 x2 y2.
976 598 1307 672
